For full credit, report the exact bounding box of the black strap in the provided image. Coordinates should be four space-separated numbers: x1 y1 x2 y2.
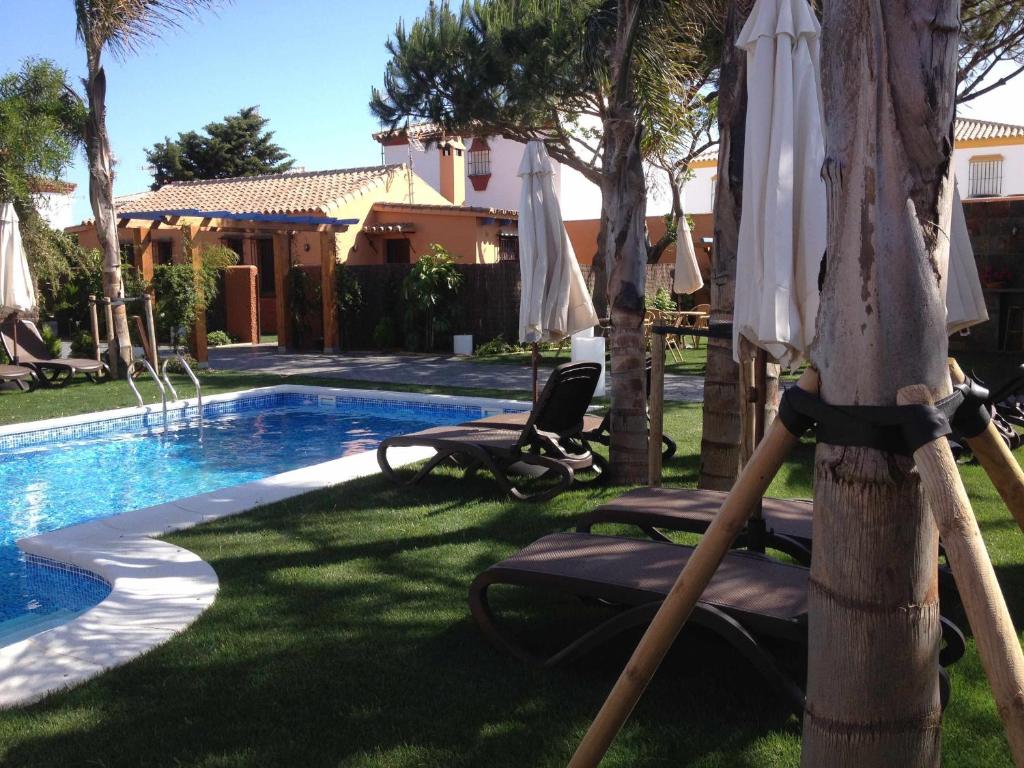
779 380 991 455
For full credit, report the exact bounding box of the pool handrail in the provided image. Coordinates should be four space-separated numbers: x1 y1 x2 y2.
161 355 202 416
127 358 168 430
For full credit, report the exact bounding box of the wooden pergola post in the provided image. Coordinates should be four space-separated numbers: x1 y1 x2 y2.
188 224 208 366
132 225 155 282
321 231 338 353
273 231 290 352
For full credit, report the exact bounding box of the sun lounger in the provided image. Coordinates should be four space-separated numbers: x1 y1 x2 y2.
576 487 813 564
469 531 965 715
0 319 106 387
0 363 35 391
378 361 606 501
464 358 678 460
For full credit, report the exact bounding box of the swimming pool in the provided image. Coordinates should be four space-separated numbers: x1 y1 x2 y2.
0 387 525 653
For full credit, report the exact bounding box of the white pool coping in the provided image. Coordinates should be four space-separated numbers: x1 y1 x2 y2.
0 385 529 708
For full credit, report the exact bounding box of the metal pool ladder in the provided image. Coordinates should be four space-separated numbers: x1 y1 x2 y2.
161 355 203 422
126 358 168 430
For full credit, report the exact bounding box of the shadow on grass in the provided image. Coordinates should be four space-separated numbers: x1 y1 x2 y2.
0 458 803 768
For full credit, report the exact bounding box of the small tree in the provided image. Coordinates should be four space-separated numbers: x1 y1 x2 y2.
145 106 294 189
402 244 463 351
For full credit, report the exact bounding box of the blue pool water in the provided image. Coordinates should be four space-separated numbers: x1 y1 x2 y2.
0 393 485 645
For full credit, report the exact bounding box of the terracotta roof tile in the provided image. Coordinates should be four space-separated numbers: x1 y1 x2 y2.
116 165 404 216
954 117 1024 142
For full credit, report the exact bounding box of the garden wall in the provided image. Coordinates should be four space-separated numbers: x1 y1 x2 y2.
340 261 678 351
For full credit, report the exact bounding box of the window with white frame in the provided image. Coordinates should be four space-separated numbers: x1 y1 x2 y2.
969 155 1003 198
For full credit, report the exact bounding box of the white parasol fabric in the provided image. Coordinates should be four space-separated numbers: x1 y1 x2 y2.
673 212 704 295
517 140 598 343
0 203 36 314
732 0 826 369
946 184 988 334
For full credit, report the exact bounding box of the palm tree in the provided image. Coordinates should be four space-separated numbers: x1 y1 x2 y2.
801 2 958 764
74 0 223 373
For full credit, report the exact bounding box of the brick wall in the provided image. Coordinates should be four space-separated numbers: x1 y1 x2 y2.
341 261 680 351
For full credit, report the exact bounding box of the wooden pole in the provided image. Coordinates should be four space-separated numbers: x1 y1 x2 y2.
648 333 665 487
88 295 101 362
143 293 159 370
898 384 1024 766
567 367 819 768
321 232 338 353
949 358 1024 535
102 297 118 379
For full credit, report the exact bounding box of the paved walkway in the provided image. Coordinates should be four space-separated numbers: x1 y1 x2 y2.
208 346 705 402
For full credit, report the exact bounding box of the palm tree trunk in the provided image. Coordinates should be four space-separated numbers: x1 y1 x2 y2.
699 0 756 490
802 2 959 764
83 54 132 374
603 0 649 484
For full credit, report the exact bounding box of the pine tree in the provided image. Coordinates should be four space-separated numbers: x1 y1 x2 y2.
145 106 294 189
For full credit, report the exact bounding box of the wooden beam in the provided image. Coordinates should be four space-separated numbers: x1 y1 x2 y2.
321 232 338 353
273 232 290 351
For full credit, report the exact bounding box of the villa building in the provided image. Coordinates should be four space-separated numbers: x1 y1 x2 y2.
67 164 517 352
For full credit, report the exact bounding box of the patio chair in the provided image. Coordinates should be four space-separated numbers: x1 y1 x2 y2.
0 319 106 387
468 531 966 716
378 361 607 502
687 303 711 349
464 358 677 460
0 363 36 391
576 486 813 564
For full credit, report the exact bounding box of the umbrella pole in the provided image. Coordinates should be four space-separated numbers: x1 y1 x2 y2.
532 343 540 405
648 333 666 487
898 383 1024 764
747 347 769 553
9 311 18 365
567 368 819 768
949 358 1024 534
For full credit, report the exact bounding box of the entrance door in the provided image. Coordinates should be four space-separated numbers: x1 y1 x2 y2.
256 238 277 336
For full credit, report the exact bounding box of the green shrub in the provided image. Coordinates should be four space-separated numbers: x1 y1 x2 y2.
335 264 364 350
163 353 199 375
40 323 62 358
648 287 676 312
475 336 516 357
402 244 464 351
371 316 398 349
206 330 234 347
70 329 95 359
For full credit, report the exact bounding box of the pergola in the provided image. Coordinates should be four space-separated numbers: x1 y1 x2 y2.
117 208 357 360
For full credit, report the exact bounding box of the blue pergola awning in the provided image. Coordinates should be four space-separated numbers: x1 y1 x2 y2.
117 208 358 228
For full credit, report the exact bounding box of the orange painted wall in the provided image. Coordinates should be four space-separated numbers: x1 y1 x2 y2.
349 207 511 265
565 213 714 277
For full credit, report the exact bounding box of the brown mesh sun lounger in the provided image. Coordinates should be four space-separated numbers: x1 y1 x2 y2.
378 361 606 502
469 531 965 716
577 487 813 564
0 363 35 391
464 358 678 460
1 319 106 387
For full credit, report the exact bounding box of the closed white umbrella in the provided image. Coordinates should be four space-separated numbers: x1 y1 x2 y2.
947 185 988 334
673 212 704 296
733 0 826 370
518 140 598 399
0 203 36 365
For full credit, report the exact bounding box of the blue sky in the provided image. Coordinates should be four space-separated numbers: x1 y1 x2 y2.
1 0 432 221
3 1 1024 224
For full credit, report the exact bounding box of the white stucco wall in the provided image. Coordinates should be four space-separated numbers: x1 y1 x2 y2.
32 191 76 231
953 143 1024 198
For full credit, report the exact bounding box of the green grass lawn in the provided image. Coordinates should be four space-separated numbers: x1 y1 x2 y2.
0 376 1019 766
